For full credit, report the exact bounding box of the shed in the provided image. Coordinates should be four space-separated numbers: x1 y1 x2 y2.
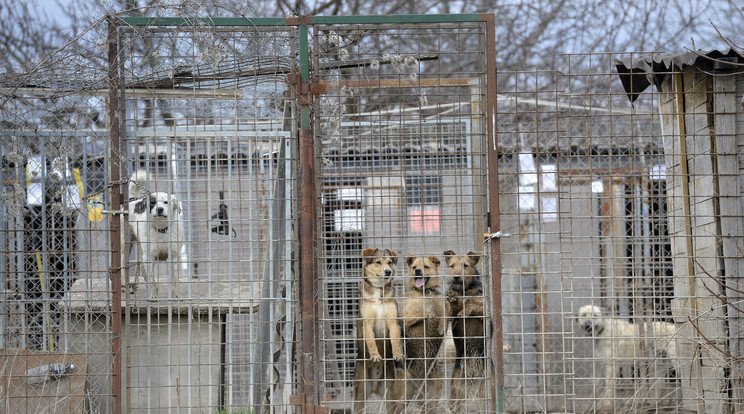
616 48 744 414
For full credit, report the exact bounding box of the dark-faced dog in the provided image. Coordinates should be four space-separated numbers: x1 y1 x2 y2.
444 250 490 410
353 248 404 413
397 256 448 407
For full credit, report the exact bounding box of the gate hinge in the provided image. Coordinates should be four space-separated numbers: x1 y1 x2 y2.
286 73 327 106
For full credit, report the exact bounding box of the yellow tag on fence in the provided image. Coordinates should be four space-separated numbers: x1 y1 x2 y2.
87 195 104 222
74 168 104 222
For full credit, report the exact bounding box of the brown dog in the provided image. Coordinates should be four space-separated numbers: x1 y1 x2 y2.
444 250 490 410
353 248 404 413
396 256 448 409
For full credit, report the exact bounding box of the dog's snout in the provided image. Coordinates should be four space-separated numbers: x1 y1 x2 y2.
157 207 165 215
581 321 592 333
384 269 393 277
414 269 422 276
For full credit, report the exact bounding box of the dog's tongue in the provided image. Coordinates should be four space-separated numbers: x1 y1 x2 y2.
415 277 425 288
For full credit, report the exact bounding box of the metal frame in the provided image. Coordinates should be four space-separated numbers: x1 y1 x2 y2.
106 13 500 413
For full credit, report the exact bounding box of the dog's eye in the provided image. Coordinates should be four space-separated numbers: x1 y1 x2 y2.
464 264 470 268
424 265 429 269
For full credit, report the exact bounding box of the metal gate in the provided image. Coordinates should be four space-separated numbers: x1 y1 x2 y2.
308 15 499 413
109 17 300 413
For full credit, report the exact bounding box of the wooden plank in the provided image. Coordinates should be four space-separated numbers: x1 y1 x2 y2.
714 74 744 412
679 70 707 413
687 69 732 413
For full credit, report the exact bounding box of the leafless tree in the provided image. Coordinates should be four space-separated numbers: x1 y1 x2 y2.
1 0 742 127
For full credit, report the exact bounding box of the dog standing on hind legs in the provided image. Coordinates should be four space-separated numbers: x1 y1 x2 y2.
444 250 491 412
353 248 404 414
393 255 448 412
127 170 183 298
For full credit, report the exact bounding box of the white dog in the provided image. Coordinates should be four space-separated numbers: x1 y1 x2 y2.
577 304 679 409
128 170 183 298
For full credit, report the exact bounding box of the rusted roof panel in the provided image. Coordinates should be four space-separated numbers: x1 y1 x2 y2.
615 48 743 103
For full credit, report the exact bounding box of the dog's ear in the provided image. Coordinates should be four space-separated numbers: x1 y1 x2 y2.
443 250 455 264
428 256 441 267
405 256 416 267
467 251 480 265
384 249 398 264
362 248 379 264
133 200 146 214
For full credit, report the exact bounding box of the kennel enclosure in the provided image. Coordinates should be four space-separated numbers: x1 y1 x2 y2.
2 13 744 414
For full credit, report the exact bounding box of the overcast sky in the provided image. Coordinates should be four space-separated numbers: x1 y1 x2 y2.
36 0 68 22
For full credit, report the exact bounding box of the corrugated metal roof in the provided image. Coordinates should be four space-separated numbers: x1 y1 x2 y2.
615 48 743 103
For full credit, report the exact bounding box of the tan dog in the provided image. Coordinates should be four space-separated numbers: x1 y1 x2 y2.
353 248 404 414
395 256 448 410
444 250 490 411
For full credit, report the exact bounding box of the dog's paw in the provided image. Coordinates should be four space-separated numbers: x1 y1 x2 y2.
446 291 460 303
393 352 405 362
370 352 382 363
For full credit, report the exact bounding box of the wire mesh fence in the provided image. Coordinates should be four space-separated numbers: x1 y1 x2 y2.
112 19 299 414
2 13 744 414
1 17 302 414
312 18 496 413
498 51 744 413
1 125 112 412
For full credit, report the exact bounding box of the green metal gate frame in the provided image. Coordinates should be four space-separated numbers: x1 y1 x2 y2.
109 14 502 413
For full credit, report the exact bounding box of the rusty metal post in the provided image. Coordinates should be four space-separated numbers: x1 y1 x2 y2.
107 15 123 414
482 13 505 413
296 20 318 414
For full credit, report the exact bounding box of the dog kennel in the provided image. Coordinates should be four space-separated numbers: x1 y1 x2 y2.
2 13 744 414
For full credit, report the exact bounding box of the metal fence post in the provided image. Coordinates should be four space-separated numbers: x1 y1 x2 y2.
107 15 123 414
